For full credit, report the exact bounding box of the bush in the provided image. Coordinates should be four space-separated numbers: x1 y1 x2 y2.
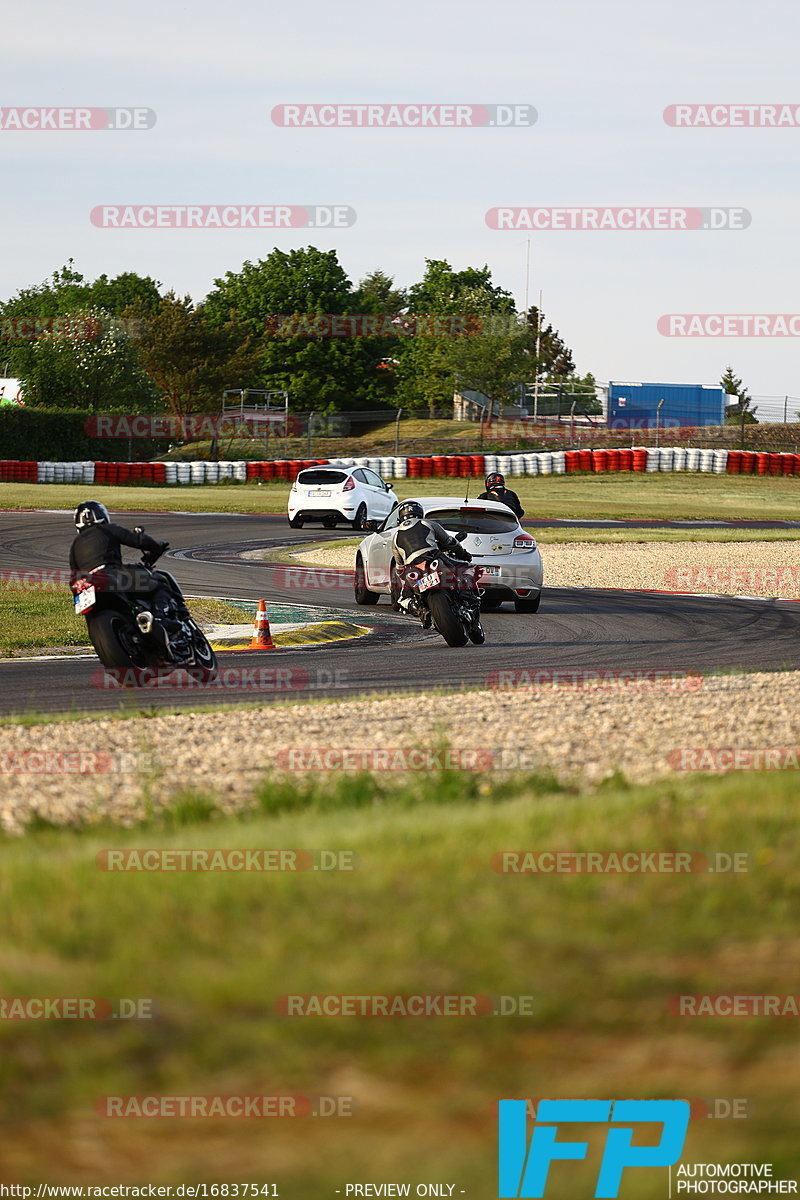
0 407 169 461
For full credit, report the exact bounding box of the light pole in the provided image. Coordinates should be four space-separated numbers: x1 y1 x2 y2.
655 398 666 447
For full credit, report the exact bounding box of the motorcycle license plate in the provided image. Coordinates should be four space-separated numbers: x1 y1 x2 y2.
74 585 96 613
482 566 502 576
416 571 440 592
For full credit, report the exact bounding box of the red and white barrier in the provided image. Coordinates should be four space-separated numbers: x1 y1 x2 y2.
1 448 799 485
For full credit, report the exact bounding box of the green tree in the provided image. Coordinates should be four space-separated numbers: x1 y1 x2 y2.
124 292 261 415
17 306 160 411
0 262 162 404
721 365 758 423
205 247 395 411
394 259 525 416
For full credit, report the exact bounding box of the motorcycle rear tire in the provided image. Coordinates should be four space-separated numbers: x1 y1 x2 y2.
87 609 152 673
187 624 218 683
427 590 469 647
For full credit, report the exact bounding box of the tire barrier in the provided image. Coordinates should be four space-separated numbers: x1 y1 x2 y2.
2 449 800 485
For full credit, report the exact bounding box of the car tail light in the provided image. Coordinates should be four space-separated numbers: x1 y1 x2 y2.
514 534 536 549
343 476 356 491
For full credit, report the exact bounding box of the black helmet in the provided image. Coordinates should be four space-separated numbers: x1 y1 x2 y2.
397 500 424 523
74 500 111 530
485 472 505 490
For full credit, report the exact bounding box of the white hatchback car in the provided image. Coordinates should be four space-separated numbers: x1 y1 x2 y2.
288 465 399 530
354 496 544 612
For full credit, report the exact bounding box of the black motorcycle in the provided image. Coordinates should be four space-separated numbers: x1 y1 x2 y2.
71 532 217 683
397 535 485 647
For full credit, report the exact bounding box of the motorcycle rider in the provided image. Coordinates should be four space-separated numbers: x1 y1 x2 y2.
390 500 483 641
69 501 182 648
478 472 525 519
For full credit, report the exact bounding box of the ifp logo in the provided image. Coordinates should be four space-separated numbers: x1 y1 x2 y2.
498 1099 690 1197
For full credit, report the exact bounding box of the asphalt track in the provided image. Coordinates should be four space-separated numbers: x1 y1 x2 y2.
2 509 800 716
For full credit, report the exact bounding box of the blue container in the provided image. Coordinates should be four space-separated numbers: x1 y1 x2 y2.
608 382 726 429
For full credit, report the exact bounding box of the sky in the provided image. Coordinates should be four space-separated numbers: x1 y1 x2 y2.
2 0 799 410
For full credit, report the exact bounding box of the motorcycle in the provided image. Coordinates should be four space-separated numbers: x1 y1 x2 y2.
397 535 485 648
70 531 217 684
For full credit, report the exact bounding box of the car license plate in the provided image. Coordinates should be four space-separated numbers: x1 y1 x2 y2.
482 566 502 576
416 571 440 592
311 489 331 497
74 585 96 613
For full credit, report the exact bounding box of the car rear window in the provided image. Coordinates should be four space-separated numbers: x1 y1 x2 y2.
299 470 348 485
427 507 518 534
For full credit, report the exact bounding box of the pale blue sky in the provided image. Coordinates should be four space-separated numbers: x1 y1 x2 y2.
2 0 799 402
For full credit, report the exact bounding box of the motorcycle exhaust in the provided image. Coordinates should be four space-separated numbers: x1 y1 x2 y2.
136 611 154 635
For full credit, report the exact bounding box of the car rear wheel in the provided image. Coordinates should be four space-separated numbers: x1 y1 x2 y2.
514 593 542 613
354 553 380 605
480 593 505 611
288 515 304 529
352 503 367 530
322 516 337 529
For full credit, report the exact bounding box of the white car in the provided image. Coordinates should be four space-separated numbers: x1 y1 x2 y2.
354 496 544 612
288 465 399 530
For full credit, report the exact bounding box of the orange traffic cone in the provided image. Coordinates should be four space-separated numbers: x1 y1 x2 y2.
249 599 275 649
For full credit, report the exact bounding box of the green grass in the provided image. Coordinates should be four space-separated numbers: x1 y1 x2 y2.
4 471 800 520
0 588 249 656
0 768 797 1189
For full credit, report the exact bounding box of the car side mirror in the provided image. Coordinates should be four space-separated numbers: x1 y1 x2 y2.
134 526 144 534
364 519 382 532
384 482 392 491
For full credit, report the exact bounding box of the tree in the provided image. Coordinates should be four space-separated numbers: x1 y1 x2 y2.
355 269 408 315
17 306 160 411
0 262 163 405
123 292 261 415
205 247 396 411
523 306 575 379
394 259 526 416
721 366 758 424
